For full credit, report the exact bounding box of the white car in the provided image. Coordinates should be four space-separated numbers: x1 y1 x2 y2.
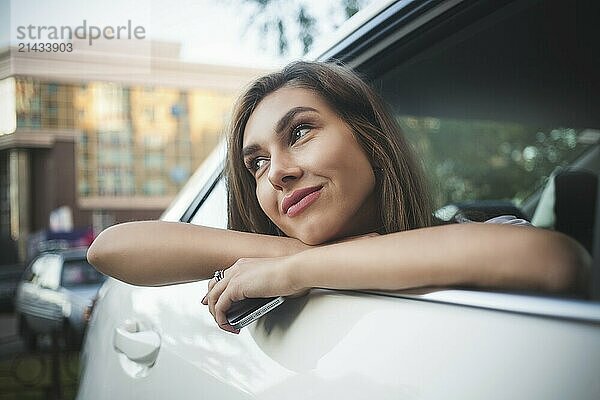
15 247 106 350
78 0 600 399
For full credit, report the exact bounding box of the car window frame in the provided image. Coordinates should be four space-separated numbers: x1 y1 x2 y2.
180 154 600 323
174 0 600 320
318 0 600 303
180 167 223 223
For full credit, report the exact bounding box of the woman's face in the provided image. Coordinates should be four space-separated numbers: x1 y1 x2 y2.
242 86 379 245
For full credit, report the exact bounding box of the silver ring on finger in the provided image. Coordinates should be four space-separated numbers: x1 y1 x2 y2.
213 269 225 282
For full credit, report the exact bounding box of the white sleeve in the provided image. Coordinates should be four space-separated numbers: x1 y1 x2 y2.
483 215 533 227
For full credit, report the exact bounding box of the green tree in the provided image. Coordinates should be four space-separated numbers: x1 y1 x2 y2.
240 0 370 56
400 116 587 208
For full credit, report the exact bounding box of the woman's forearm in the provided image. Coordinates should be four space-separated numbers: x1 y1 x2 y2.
87 221 308 286
287 223 590 295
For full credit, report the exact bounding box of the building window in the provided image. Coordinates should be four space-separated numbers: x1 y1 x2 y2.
143 180 165 195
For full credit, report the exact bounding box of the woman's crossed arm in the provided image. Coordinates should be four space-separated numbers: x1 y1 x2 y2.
86 221 309 286
288 223 589 293
87 220 591 334
201 223 591 333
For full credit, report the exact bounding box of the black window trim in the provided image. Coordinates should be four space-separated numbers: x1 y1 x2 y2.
180 164 224 224
318 0 489 67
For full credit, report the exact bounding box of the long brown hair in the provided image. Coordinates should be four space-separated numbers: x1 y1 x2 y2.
225 60 434 238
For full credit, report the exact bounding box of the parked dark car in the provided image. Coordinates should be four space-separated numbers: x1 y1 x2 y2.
15 247 106 350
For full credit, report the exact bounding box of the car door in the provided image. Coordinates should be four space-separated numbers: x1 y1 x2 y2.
79 176 288 400
87 169 600 400
169 0 600 398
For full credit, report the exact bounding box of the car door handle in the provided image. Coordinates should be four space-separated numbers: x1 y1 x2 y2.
113 327 161 365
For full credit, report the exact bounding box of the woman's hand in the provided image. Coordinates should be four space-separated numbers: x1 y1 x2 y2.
201 256 308 334
200 232 379 334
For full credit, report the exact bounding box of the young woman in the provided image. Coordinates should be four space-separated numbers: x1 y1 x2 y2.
87 61 591 334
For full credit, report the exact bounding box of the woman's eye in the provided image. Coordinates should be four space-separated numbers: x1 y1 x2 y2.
245 157 268 174
253 158 267 171
291 124 311 143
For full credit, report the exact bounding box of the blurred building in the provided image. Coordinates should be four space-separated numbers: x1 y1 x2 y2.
0 40 268 261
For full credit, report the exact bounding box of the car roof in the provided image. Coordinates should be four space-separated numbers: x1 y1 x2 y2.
308 0 399 61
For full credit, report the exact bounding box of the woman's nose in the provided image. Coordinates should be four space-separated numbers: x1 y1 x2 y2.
268 154 302 189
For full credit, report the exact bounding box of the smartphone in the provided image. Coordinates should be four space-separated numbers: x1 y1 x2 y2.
226 296 285 330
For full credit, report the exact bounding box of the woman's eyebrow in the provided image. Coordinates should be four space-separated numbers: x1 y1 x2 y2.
242 106 318 159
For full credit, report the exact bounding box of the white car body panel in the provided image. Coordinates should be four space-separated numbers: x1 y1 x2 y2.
79 278 600 400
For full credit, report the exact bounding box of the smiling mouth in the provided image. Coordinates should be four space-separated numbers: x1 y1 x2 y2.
282 185 323 213
285 187 323 217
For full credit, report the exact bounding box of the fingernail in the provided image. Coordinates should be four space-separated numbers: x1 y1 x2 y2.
224 325 239 334
201 295 207 304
